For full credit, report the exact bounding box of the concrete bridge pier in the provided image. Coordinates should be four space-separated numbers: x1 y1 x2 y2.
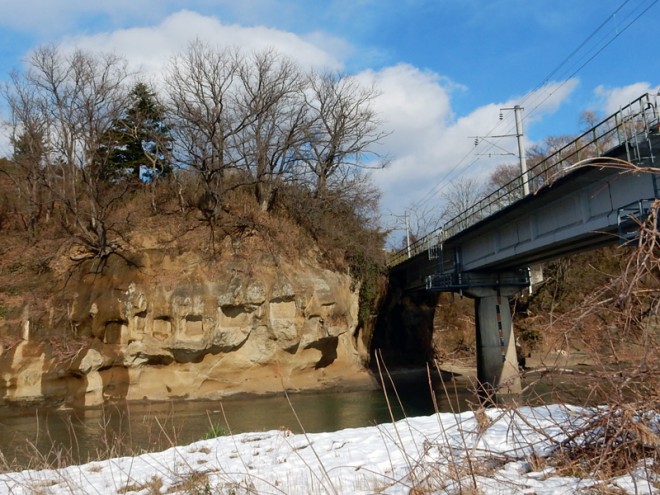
465 287 522 399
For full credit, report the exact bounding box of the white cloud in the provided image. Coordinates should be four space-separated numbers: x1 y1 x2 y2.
594 82 660 115
0 0 326 39
519 80 581 125
357 65 456 154
57 10 343 80
355 65 579 217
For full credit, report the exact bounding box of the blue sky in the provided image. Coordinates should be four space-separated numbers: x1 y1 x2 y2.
0 0 658 236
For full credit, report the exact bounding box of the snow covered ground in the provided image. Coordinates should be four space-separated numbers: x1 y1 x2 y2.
0 405 656 494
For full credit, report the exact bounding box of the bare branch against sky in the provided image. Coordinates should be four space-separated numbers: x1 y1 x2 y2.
0 0 657 233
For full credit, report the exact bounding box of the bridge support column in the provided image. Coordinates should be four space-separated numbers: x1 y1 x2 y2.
466 287 521 398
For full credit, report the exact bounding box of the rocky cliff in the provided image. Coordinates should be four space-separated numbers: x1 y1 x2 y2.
0 238 375 407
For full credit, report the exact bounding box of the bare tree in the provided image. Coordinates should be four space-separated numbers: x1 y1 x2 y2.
482 162 524 208
234 49 307 212
578 110 600 130
486 163 521 192
165 41 247 225
301 71 387 197
2 72 50 238
526 134 574 189
403 203 444 243
577 110 620 159
440 176 487 229
165 45 389 221
5 45 130 259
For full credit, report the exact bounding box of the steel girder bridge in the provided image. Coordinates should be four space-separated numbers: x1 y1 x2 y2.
388 92 660 396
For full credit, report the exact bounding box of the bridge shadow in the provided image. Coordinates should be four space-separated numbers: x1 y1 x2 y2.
371 271 437 367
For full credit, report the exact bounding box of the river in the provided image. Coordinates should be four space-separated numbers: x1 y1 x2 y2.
0 369 474 469
0 368 599 470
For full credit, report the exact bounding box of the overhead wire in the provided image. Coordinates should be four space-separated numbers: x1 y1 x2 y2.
511 0 636 111
403 0 657 215
420 0 657 208
476 0 650 177
521 0 657 121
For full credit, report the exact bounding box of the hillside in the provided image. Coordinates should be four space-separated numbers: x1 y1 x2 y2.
0 155 389 406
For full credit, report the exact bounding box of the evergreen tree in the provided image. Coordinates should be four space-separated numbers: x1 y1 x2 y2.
98 82 172 182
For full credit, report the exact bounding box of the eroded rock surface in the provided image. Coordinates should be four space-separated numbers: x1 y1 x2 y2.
0 247 374 406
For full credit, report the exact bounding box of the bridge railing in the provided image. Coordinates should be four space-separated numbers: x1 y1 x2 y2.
389 92 659 267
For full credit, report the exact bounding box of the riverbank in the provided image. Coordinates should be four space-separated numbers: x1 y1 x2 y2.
1 404 656 494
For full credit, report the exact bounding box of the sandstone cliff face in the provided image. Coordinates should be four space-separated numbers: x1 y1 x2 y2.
0 245 374 407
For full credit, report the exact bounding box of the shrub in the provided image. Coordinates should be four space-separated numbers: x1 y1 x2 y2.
518 326 542 349
204 424 229 439
6 262 22 274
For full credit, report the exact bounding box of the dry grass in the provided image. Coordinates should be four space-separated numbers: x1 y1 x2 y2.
509 200 660 487
167 471 213 494
118 475 164 495
550 401 659 478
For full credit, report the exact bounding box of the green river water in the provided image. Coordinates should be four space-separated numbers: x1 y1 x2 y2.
0 368 597 469
0 369 471 468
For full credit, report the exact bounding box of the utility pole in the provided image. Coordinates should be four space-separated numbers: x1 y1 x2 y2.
513 106 529 196
405 211 412 258
390 211 413 258
501 105 530 196
471 105 530 197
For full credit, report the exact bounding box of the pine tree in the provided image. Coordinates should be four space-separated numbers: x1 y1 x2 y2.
98 82 172 182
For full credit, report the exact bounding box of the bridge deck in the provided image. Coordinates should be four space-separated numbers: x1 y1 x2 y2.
390 93 660 292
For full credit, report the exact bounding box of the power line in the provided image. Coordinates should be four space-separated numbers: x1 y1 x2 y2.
403 0 657 215
518 0 634 104
522 0 658 121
